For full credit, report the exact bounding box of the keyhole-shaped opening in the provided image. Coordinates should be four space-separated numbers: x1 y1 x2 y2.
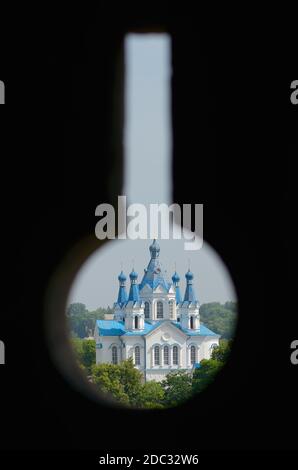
45 33 238 411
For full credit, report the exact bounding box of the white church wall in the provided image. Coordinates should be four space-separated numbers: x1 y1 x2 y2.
145 321 188 371
150 296 176 321
96 336 122 364
124 305 144 331
121 336 145 369
200 336 220 360
95 330 219 369
139 284 176 321
179 306 200 330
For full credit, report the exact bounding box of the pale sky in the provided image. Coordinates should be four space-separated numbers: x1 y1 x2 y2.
68 35 237 310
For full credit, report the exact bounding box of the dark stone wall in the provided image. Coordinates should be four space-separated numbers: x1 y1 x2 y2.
0 3 297 452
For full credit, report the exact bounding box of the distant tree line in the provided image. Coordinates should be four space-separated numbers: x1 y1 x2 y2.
71 338 96 375
67 301 237 339
67 302 112 338
200 301 237 339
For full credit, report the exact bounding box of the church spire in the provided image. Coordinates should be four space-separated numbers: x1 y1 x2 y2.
128 269 140 302
172 270 182 303
139 240 171 292
183 269 198 302
149 239 160 259
116 270 128 306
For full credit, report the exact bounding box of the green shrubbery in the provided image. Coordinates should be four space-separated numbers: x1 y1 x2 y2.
76 341 232 409
199 302 237 339
71 338 96 375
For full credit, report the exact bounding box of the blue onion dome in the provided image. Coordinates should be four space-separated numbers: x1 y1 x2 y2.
129 269 138 281
172 271 180 283
118 271 126 283
185 269 194 281
149 239 160 258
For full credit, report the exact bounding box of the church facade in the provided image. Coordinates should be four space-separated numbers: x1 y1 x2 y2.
94 240 220 382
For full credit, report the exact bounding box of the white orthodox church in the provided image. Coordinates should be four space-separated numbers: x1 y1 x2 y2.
94 240 220 382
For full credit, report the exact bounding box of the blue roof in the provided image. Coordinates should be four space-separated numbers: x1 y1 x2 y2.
115 271 128 307
129 269 138 281
193 362 201 369
183 269 199 303
127 270 140 302
172 322 218 336
97 320 125 336
175 286 182 303
172 271 182 303
116 285 128 306
139 241 172 292
172 271 180 283
96 320 161 336
118 270 127 282
127 283 140 302
96 320 218 337
124 322 161 336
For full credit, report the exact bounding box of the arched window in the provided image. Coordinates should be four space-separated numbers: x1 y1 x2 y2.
154 346 160 365
164 346 169 365
157 301 163 319
190 345 196 364
190 316 194 329
173 346 178 365
144 301 150 319
112 346 118 365
169 301 174 319
135 346 140 365
134 316 139 329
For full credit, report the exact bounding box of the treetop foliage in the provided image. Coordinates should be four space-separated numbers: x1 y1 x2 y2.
79 341 232 409
67 303 112 338
199 301 237 339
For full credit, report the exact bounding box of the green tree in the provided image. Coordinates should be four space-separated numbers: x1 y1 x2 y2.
192 359 223 394
199 302 237 339
137 381 165 409
72 338 96 374
224 301 237 313
68 313 89 338
161 371 193 408
67 303 111 338
91 359 143 407
118 358 143 406
211 339 232 363
72 337 83 357
92 363 130 405
67 302 87 317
